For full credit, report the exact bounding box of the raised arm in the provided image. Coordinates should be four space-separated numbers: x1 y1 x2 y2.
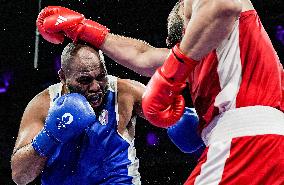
36 6 169 77
180 0 242 60
11 91 49 185
101 34 169 76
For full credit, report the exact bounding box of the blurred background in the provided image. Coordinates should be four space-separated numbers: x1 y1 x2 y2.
0 0 283 184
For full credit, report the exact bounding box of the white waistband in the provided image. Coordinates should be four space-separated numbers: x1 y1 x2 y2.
201 106 284 146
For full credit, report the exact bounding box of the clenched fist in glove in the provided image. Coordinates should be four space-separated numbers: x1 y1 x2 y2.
142 44 199 128
32 93 97 157
37 6 109 48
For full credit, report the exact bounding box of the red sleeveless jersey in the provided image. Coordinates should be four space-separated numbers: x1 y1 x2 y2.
188 10 284 131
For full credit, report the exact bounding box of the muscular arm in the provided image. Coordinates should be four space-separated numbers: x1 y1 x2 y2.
180 0 242 60
11 91 50 185
128 80 146 118
118 79 146 118
101 34 169 77
37 6 170 77
116 79 145 140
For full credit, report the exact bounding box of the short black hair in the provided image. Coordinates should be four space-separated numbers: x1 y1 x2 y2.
166 2 184 48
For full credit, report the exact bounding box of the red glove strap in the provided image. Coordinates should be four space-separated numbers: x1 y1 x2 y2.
173 44 199 66
161 44 199 83
79 19 110 48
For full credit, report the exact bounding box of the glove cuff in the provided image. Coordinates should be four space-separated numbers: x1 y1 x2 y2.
161 43 199 83
79 19 110 48
32 128 60 158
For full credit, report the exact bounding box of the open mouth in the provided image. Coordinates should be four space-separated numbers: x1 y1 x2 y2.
87 92 103 107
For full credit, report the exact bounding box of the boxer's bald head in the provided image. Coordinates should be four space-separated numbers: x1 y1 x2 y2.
166 1 184 48
60 43 107 77
59 43 108 109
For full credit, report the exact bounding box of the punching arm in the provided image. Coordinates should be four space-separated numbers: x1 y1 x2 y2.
37 6 169 77
101 34 169 77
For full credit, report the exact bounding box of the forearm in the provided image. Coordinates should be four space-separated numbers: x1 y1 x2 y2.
181 0 242 60
37 6 168 76
11 143 46 185
101 33 169 77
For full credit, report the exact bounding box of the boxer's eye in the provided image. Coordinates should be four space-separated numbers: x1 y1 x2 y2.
77 76 93 85
96 73 106 81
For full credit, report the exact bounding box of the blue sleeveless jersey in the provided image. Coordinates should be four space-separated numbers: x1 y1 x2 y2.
42 78 141 185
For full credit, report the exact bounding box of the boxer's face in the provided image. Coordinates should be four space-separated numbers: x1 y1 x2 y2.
166 1 184 48
64 48 108 109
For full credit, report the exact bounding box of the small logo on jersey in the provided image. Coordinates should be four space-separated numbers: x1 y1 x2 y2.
98 109 108 125
57 113 74 129
52 93 60 102
55 15 67 26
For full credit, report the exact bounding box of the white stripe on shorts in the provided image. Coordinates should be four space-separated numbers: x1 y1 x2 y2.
194 140 231 185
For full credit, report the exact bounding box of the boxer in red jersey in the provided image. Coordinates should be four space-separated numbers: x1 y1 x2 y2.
33 0 284 184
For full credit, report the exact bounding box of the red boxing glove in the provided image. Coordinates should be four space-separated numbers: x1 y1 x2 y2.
142 44 199 128
37 6 109 48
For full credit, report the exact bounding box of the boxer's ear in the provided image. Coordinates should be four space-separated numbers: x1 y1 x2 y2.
58 68 66 83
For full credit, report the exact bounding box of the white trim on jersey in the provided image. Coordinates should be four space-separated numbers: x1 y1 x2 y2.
108 75 136 144
108 75 141 185
127 140 141 185
48 83 63 107
215 20 242 113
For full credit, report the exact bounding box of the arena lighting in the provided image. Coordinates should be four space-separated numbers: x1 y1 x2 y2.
275 25 284 45
146 132 159 146
0 71 13 93
34 0 42 69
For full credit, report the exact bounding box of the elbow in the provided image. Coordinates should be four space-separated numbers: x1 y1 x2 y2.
12 170 28 185
12 172 22 185
11 159 33 185
134 62 159 77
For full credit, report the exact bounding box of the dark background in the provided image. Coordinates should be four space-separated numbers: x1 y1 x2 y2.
0 0 283 184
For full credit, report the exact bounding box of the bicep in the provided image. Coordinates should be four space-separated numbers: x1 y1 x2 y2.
14 94 49 151
128 80 146 118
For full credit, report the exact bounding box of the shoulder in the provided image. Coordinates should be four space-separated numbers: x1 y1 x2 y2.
117 78 146 94
29 88 50 108
24 88 51 121
116 78 145 118
14 88 52 150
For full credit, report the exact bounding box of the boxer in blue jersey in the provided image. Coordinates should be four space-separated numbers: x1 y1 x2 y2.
11 42 204 185
11 43 145 185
